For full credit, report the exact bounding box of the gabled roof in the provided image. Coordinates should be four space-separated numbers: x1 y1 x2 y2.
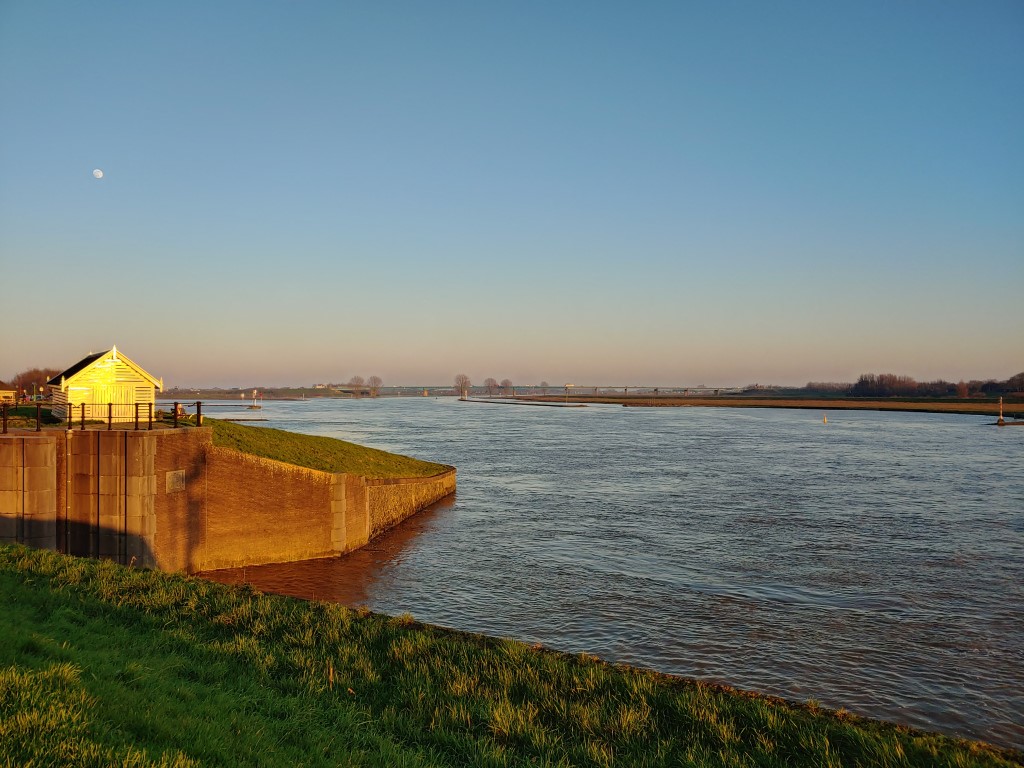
47 346 163 391
47 351 106 386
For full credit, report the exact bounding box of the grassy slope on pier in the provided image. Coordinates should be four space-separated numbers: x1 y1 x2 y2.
1 546 1019 768
207 418 450 479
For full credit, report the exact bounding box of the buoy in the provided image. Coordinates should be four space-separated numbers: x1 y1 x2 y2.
823 414 828 424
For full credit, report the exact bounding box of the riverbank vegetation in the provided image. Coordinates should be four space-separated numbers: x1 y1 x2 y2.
521 395 1021 417
207 418 450 479
1 545 1019 767
809 372 1024 399
626 397 1020 416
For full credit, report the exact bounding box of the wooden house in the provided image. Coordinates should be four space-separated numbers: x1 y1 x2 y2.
48 346 163 422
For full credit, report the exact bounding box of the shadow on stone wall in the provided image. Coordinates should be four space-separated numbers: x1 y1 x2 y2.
8 516 156 568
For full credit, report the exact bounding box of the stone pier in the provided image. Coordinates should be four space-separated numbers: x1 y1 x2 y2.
0 427 455 573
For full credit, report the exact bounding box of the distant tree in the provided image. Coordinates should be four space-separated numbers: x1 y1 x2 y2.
1006 372 1024 392
956 380 969 399
483 377 498 397
500 378 513 396
976 379 999 395
804 381 852 394
367 375 383 397
454 373 471 399
539 381 549 395
12 367 62 399
850 373 918 398
348 375 365 399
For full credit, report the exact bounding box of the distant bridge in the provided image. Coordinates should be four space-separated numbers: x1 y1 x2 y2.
555 385 745 396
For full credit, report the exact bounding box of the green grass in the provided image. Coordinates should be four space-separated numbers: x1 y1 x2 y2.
1 545 1020 768
207 418 451 479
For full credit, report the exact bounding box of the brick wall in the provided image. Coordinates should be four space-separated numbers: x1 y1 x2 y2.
201 447 337 570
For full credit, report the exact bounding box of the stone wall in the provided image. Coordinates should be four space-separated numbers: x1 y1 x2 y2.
201 447 337 571
152 428 210 572
366 471 457 538
0 427 455 574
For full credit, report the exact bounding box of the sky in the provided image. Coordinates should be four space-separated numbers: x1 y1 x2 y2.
1 1 1021 388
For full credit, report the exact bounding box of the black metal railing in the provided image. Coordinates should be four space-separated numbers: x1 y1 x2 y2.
63 402 157 431
1 403 47 433
1 401 211 434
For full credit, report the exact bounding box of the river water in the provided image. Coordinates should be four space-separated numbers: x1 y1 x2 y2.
202 398 1024 749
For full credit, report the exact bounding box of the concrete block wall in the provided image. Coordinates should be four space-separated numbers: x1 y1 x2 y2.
152 428 211 573
343 474 370 552
0 438 17 542
0 435 59 550
96 431 124 561
125 432 157 567
67 429 97 557
64 430 158 566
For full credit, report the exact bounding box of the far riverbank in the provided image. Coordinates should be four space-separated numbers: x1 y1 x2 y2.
516 394 1023 418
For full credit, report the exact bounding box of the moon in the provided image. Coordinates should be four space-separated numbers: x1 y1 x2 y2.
92 169 104 179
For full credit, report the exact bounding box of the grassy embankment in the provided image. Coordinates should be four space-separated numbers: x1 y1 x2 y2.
206 418 450 479
2 545 1020 768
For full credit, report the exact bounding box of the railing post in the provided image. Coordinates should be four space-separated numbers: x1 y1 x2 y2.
35 403 42 432
173 402 179 429
148 403 153 430
196 401 203 426
80 403 86 431
134 402 140 431
107 403 113 431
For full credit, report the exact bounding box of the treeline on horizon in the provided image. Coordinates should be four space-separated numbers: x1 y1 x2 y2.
5 366 1023 400
804 371 1024 398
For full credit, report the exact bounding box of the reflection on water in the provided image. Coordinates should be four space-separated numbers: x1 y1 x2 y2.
201 399 1024 750
204 496 454 605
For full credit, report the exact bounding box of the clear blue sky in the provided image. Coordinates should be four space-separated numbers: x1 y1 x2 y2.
1 1 1021 387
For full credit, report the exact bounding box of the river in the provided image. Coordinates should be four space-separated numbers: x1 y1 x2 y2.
201 397 1024 749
